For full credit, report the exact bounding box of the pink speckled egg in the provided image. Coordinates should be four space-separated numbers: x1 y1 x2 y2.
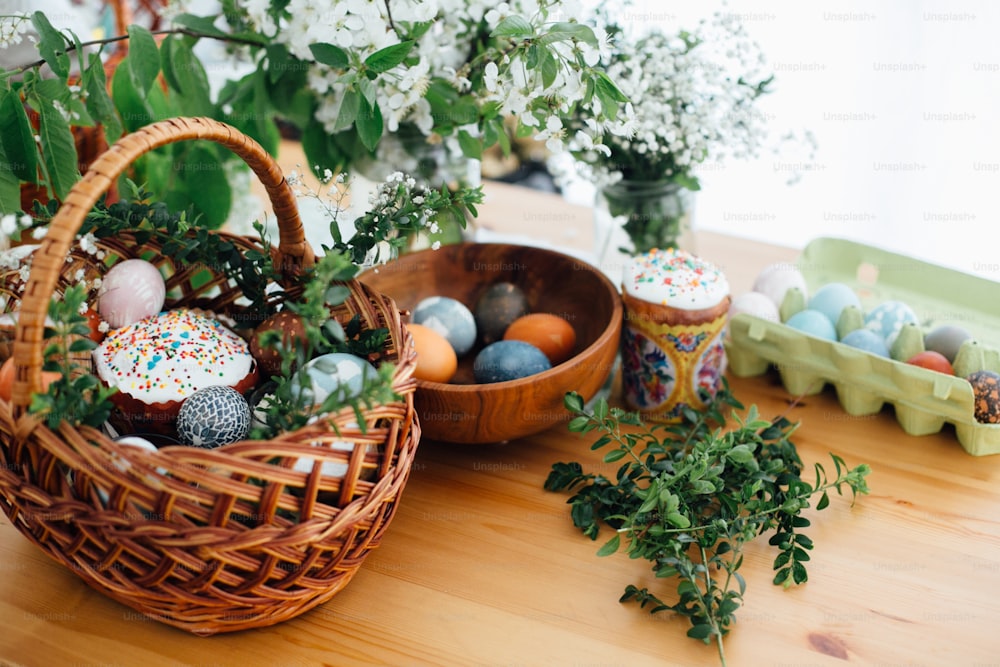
98 259 166 329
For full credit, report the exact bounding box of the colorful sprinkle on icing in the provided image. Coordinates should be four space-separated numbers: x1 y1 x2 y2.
93 308 254 403
623 248 729 310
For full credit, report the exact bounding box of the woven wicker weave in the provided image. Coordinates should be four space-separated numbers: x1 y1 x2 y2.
0 117 420 635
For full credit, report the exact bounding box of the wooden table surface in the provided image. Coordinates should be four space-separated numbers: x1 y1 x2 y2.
3 181 1000 667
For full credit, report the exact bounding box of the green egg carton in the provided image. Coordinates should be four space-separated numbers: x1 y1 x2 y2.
724 237 1000 456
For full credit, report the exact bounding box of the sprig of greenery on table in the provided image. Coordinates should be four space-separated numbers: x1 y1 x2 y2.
545 385 870 667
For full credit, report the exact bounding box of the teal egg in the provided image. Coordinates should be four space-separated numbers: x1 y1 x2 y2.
785 309 838 341
473 340 551 383
808 283 861 328
840 328 890 357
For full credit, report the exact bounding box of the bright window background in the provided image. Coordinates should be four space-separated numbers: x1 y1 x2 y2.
565 0 1000 281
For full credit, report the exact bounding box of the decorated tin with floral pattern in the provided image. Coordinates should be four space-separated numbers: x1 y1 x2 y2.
620 248 730 421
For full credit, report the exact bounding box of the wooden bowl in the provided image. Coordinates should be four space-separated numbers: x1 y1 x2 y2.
359 243 622 443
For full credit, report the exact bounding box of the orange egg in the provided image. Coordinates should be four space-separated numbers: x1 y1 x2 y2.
0 357 61 403
906 350 955 375
408 323 458 383
503 313 577 365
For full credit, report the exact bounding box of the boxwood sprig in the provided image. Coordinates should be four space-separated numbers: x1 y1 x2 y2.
545 384 870 667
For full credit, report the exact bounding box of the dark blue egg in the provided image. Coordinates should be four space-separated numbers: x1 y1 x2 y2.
177 386 251 448
473 340 551 383
413 296 477 356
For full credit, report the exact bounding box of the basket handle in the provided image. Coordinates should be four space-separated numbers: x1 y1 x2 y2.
11 116 315 415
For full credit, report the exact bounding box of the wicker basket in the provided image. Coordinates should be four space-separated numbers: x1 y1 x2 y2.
0 117 420 636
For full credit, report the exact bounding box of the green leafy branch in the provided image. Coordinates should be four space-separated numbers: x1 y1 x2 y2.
545 384 870 667
28 284 116 429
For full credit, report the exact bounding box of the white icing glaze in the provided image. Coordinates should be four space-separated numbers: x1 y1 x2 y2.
623 248 729 310
93 308 254 404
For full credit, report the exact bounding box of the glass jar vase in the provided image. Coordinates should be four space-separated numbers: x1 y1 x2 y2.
593 179 695 285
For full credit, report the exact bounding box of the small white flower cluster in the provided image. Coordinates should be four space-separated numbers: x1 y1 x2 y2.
567 11 774 187
0 12 30 50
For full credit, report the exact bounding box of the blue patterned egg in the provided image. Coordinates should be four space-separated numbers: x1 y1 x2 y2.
177 386 251 448
864 300 918 346
807 283 861 328
290 353 378 406
785 309 838 341
840 328 890 357
412 296 477 356
473 340 551 383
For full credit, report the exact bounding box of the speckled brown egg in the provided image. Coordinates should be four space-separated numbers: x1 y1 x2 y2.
504 313 577 365
474 282 529 344
968 369 1000 424
250 311 308 376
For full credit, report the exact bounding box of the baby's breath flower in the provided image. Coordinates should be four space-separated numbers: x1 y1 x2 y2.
563 13 776 189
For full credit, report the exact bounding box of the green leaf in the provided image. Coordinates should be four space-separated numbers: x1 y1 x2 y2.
309 43 349 68
457 130 482 160
364 41 414 74
0 90 39 181
0 142 21 214
537 22 599 48
596 534 620 557
161 36 213 117
686 624 714 641
333 89 361 133
173 145 231 229
111 61 154 132
355 96 383 151
563 392 584 413
726 445 754 464
603 449 626 463
567 416 590 432
266 44 291 84
31 12 70 79
83 54 122 142
539 50 559 90
816 490 830 510
37 100 79 200
491 16 534 39
595 71 629 103
127 25 161 99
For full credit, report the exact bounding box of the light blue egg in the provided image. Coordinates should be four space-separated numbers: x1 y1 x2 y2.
864 300 918 346
291 353 378 406
473 340 551 383
807 283 861 329
413 296 477 356
785 309 838 341
840 328 890 357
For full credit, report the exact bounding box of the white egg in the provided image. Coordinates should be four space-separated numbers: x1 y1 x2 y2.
752 262 809 309
729 292 781 322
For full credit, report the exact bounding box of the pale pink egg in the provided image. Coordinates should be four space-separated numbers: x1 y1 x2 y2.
97 259 166 329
